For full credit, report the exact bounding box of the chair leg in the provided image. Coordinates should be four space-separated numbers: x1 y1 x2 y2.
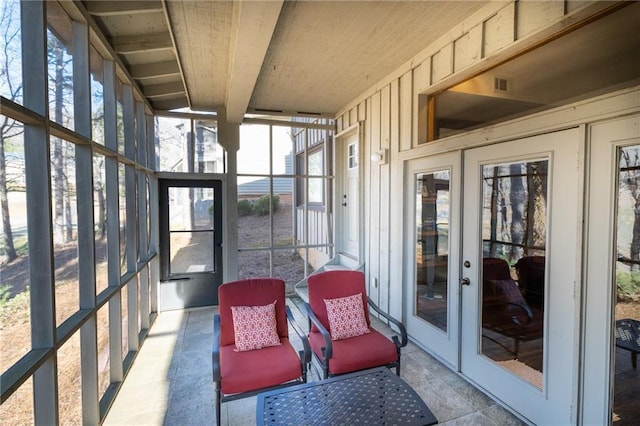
299 350 308 383
215 387 221 426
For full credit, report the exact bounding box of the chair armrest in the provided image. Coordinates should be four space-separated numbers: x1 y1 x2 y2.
507 302 533 325
286 305 312 364
212 314 221 384
367 296 408 347
305 302 333 360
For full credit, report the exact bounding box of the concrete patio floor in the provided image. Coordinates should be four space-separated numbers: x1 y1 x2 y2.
103 297 526 426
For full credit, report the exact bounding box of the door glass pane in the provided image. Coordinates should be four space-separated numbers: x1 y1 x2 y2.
414 170 450 332
480 159 547 388
168 187 214 274
613 144 640 423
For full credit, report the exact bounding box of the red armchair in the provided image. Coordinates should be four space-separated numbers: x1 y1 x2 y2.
212 278 310 426
306 270 407 379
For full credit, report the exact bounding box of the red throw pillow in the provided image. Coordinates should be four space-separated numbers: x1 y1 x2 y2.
324 293 370 340
231 301 281 352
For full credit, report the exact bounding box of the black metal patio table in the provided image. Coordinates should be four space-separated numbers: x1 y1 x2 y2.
256 367 438 425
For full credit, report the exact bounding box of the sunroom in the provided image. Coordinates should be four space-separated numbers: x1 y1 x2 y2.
1 1 639 425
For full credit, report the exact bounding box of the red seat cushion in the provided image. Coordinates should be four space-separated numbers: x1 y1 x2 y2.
220 337 302 395
309 328 398 376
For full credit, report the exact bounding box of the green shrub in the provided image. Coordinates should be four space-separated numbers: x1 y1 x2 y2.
254 194 280 216
616 270 640 301
237 199 254 216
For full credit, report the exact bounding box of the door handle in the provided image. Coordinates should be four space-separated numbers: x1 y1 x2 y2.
460 277 471 286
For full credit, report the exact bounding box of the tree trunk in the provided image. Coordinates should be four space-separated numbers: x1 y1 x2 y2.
0 133 17 262
53 44 65 244
509 163 525 260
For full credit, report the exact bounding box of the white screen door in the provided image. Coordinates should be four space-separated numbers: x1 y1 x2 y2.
460 128 582 424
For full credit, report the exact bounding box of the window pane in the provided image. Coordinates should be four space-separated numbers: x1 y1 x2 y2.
613 144 640 422
272 126 294 176
415 170 450 332
194 119 223 173
0 377 33 425
156 116 190 172
116 85 124 154
119 163 126 276
58 331 81 425
481 159 547 388
273 248 310 296
121 286 128 360
0 0 23 105
94 153 108 294
237 194 270 250
170 231 214 274
238 124 270 174
0 120 31 372
274 181 294 248
47 2 74 131
97 304 110 398
90 45 105 145
51 137 79 326
431 5 640 140
238 250 270 280
168 187 214 232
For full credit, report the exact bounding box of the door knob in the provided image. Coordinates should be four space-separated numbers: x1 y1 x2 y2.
460 277 471 286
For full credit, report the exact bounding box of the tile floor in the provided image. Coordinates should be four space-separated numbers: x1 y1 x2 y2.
104 298 526 425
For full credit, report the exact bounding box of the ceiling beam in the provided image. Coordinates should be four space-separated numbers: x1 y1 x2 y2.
85 1 164 17
225 0 284 123
130 61 180 80
111 32 173 54
143 81 186 98
151 96 189 111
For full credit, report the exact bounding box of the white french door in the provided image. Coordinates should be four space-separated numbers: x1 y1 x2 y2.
460 128 582 424
582 114 640 424
405 151 461 368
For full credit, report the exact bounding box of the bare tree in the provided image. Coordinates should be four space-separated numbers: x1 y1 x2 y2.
621 147 640 272
0 0 23 262
48 32 74 244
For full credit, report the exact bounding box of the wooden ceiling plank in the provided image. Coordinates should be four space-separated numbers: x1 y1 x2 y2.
144 81 185 98
85 1 163 17
130 61 180 79
111 32 172 54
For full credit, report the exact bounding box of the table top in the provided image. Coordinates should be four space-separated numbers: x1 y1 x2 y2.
256 367 438 426
616 318 640 351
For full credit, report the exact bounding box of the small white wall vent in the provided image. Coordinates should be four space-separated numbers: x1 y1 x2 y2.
493 77 508 92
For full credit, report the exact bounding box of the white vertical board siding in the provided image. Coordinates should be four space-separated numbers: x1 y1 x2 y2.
368 92 381 305
516 0 565 39
399 72 412 152
454 25 482 72
389 79 403 319
379 85 391 313
412 64 429 148
431 44 453 84
483 3 516 56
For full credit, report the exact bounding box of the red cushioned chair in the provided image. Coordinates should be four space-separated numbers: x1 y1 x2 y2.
212 278 310 426
306 270 407 379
